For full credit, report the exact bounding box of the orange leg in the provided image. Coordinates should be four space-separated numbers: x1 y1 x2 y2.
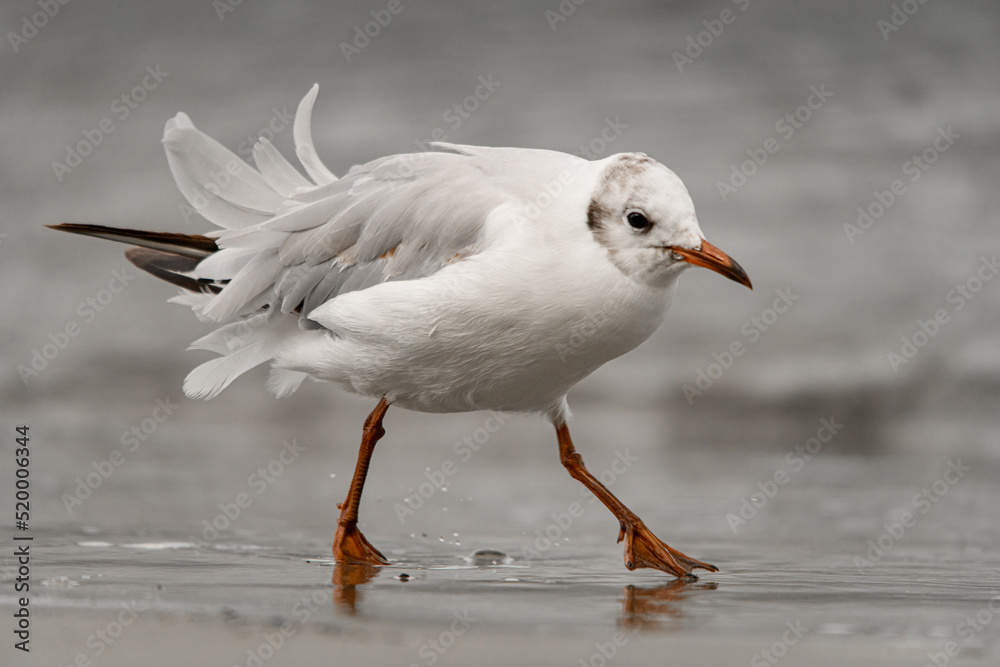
555 422 717 579
333 397 390 565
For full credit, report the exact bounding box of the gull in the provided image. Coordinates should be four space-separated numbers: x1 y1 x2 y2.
50 85 751 579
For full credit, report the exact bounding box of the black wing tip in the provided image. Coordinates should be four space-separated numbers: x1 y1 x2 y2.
46 222 219 257
46 222 91 233
125 247 222 294
49 223 223 294
47 222 118 231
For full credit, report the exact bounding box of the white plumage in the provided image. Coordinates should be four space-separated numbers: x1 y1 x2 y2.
150 85 748 423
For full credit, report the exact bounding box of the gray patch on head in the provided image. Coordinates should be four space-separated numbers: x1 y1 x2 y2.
586 153 656 231
586 199 612 231
603 152 655 191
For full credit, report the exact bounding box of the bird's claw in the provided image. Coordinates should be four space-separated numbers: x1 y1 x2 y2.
621 519 717 579
333 520 389 566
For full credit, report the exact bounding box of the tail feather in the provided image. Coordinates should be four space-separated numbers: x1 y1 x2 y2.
182 311 308 400
47 223 223 295
183 343 269 400
46 223 218 258
267 367 309 398
124 248 221 294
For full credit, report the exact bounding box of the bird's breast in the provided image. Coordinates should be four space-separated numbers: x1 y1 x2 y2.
391 241 674 412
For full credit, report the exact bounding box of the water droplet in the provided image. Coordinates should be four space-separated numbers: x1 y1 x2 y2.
468 549 511 566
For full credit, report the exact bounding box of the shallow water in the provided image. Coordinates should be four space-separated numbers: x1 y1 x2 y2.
11 399 1000 665
4 0 1000 664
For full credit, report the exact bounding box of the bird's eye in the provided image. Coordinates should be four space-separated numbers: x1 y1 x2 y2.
626 211 651 231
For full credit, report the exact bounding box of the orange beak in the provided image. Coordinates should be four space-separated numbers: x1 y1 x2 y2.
668 239 752 289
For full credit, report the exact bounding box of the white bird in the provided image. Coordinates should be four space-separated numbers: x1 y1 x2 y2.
50 85 751 579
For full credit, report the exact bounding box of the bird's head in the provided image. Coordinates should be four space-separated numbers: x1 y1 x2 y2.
586 153 751 290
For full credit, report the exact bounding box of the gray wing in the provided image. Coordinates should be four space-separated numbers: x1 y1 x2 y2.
162 87 517 326
203 149 513 325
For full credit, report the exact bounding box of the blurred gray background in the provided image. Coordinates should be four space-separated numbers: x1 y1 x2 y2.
2 1 999 665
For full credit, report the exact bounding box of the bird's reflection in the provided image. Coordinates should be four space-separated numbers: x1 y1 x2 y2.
621 578 718 630
331 562 381 613
328 559 718 625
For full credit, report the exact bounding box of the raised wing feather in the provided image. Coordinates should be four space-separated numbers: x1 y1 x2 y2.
166 88 521 325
